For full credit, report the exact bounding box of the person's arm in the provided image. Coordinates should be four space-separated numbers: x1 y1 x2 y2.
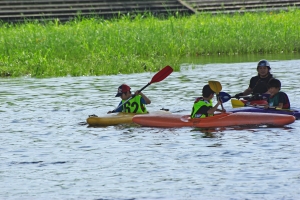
194 105 209 116
135 91 151 104
235 76 257 98
207 101 222 114
276 92 289 109
242 77 257 95
107 101 123 113
242 87 253 96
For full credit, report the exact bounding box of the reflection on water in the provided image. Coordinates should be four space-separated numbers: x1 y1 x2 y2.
0 58 300 199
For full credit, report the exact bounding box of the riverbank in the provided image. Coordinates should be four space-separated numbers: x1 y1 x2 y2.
1 8 300 78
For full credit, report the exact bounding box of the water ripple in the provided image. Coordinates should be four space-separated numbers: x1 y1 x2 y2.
1 60 300 199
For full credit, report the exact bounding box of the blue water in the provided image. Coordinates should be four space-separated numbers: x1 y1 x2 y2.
1 59 300 199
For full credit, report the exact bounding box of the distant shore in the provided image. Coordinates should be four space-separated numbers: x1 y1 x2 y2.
1 8 300 78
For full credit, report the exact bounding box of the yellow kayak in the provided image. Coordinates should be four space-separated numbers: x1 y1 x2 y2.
87 110 171 126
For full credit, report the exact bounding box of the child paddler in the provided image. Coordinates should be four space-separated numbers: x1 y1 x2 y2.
264 78 290 109
191 84 226 118
108 84 151 114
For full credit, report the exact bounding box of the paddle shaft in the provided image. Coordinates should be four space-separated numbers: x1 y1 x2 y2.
219 91 261 103
218 95 225 110
221 92 270 103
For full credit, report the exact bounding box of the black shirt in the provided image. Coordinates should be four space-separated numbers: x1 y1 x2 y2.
249 73 273 94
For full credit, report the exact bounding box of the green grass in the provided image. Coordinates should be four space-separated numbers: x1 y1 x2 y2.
1 8 300 78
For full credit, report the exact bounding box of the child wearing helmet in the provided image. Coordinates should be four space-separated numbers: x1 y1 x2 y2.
191 84 226 118
108 84 151 113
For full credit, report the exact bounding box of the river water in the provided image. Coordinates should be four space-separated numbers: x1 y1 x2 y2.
1 58 300 199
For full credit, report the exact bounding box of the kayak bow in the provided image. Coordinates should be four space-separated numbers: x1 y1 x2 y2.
87 110 171 126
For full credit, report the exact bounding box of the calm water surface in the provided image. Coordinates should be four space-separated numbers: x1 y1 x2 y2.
1 59 300 200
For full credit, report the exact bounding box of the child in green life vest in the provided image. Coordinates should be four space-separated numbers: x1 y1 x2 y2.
108 84 151 114
191 84 226 118
264 78 290 109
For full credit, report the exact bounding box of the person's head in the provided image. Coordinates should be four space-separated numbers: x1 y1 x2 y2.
267 78 281 94
115 84 132 100
202 84 215 99
257 59 271 77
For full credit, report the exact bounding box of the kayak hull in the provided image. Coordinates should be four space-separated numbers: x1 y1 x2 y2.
228 106 300 120
86 110 171 126
132 112 295 128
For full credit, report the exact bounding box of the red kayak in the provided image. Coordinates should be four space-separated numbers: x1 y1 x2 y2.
132 112 295 128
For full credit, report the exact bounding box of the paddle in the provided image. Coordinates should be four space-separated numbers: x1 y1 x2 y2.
219 91 252 103
208 81 225 110
110 65 174 113
231 99 248 108
220 91 270 104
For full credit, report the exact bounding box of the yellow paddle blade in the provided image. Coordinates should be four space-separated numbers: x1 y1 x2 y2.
208 81 222 94
231 99 245 108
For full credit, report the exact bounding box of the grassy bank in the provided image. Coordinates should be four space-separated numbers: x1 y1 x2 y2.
1 8 300 78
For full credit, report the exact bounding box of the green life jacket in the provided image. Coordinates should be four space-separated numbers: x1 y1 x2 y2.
122 95 148 114
191 98 213 118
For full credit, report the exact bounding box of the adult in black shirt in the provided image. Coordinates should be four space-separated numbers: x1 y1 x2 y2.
235 60 273 99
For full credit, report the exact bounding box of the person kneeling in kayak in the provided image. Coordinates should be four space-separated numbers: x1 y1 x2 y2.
264 78 290 109
108 84 151 114
191 84 226 118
